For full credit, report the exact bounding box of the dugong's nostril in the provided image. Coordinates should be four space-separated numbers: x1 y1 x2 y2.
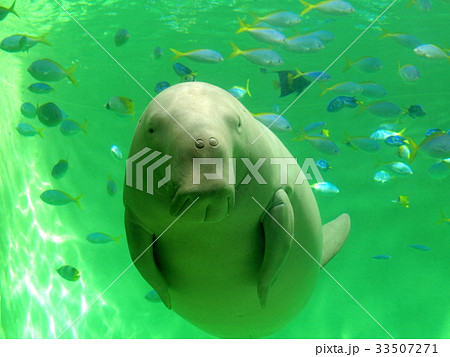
209 137 218 147
195 139 205 149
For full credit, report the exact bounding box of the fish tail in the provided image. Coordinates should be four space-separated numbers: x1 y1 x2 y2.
81 120 89 135
228 41 242 59
236 17 249 34
37 128 44 139
66 63 78 86
292 67 303 80
169 48 185 60
378 25 391 39
38 32 52 46
355 103 366 117
435 209 447 225
74 193 84 209
112 235 123 244
9 0 19 17
374 156 383 168
342 131 351 144
245 79 252 97
294 127 307 142
406 136 419 163
342 56 353 72
318 84 328 97
299 0 314 16
248 11 261 24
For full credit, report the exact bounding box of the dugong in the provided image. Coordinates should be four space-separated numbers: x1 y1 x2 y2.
123 82 350 338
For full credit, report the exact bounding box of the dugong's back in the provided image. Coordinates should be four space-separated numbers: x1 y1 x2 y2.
123 82 324 338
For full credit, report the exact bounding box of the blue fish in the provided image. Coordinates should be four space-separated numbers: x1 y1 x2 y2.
20 102 36 119
296 129 339 155
28 82 55 94
107 175 117 196
228 42 283 67
428 159 450 180
155 81 170 93
60 119 88 136
327 96 359 112
373 170 393 184
152 46 163 60
407 244 431 252
51 159 68 179
171 48 224 64
40 189 83 208
372 255 391 260
360 82 387 98
304 121 326 133
316 159 332 172
86 232 121 244
36 102 65 127
385 135 408 147
172 62 196 77
344 133 380 153
115 29 130 47
407 104 426 118
16 123 43 138
111 145 123 160
311 181 339 195
1 33 51 52
425 128 442 137
0 0 18 21
145 290 162 303
253 113 292 132
228 79 251 100
28 59 77 85
294 69 331 82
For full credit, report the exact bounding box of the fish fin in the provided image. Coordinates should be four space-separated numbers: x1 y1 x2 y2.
378 25 391 39
227 41 242 59
355 103 367 117
292 67 303 80
248 11 261 24
321 213 351 266
66 63 78 86
112 235 123 244
342 131 351 144
299 0 314 16
342 56 353 72
81 120 89 135
294 127 307 142
374 156 383 168
258 189 294 308
318 84 328 97
169 48 185 60
406 136 419 163
236 17 249 34
245 79 251 97
435 209 447 225
74 193 84 209
9 0 19 17
37 128 44 139
398 127 407 137
272 80 280 90
38 33 52 46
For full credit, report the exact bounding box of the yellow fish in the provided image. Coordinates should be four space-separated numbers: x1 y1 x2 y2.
392 195 410 208
105 96 135 121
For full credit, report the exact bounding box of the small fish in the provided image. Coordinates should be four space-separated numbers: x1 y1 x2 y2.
408 0 431 11
60 119 88 136
385 135 408 147
304 121 326 132
145 290 162 303
154 81 171 93
435 209 450 225
398 63 420 83
425 128 443 137
357 101 407 118
236 18 286 45
249 11 302 27
311 181 340 195
392 195 410 208
343 56 383 73
0 33 50 52
376 159 413 176
327 96 360 112
371 128 406 141
320 82 362 97
36 102 65 127
378 26 421 49
16 123 44 138
299 0 355 16
273 70 310 97
170 48 224 64
272 104 280 113
0 0 18 21
293 69 331 82
180 74 196 83
372 255 391 260
51 159 69 179
20 102 36 119
344 132 380 153
86 232 121 244
397 145 410 160
106 175 117 196
105 96 135 119
253 112 292 132
228 42 283 67
228 79 251 100
28 59 77 85
56 265 80 281
304 30 335 43
406 104 426 118
373 170 394 184
111 145 123 161
407 244 431 252
152 46 163 60
295 128 339 155
414 44 449 60
359 82 387 98
114 29 130 47
283 34 324 54
408 132 450 162
28 82 55 94
316 159 332 172
40 189 83 209
428 159 450 180
172 62 196 77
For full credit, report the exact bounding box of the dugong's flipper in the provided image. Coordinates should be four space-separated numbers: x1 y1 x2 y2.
321 213 351 266
125 208 171 309
258 189 294 308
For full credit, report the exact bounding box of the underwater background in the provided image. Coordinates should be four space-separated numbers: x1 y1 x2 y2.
0 0 449 339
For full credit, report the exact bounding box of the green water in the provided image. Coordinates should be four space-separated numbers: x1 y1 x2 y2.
0 0 449 339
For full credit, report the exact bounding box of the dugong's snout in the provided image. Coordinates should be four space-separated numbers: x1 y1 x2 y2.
169 183 235 222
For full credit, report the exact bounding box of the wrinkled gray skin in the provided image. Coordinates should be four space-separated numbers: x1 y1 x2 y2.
123 82 350 338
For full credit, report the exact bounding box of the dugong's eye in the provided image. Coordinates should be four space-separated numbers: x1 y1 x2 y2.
148 128 154 134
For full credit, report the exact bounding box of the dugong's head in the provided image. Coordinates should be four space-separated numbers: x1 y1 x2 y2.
128 82 253 222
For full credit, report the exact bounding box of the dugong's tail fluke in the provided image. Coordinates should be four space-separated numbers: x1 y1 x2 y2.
321 213 351 266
